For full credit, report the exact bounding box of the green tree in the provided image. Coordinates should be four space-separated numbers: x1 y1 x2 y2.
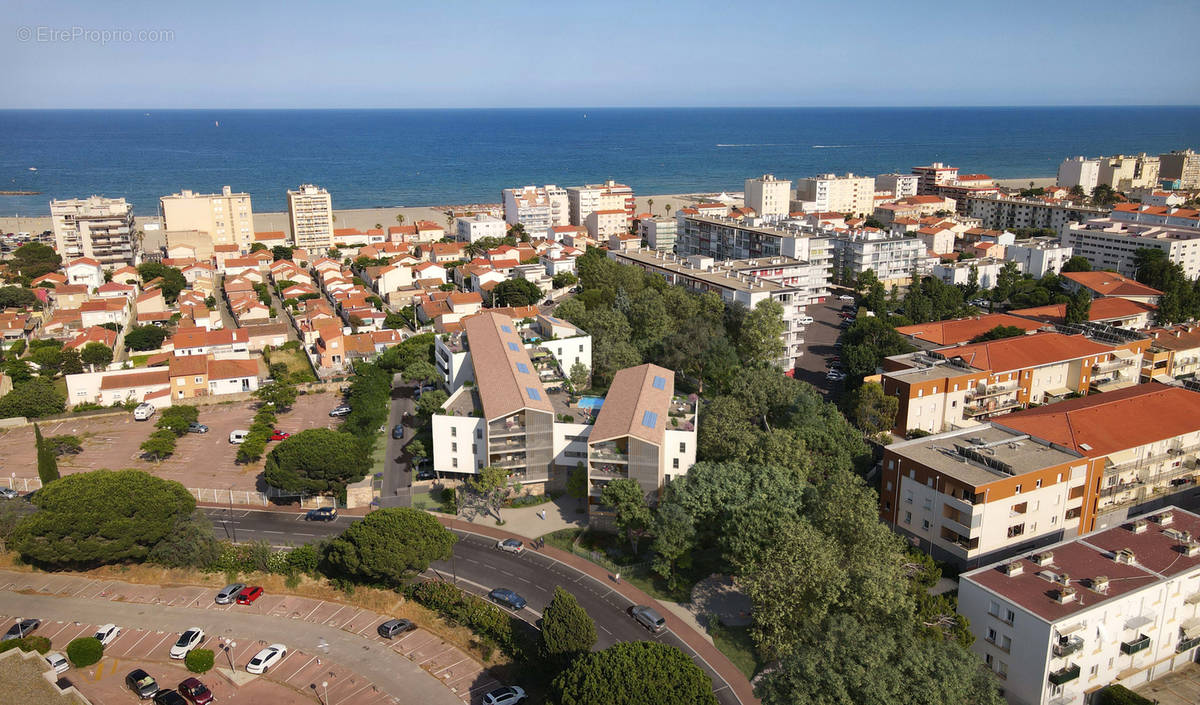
737 299 786 367
0 378 65 419
855 269 879 295
0 286 37 308
848 382 899 436
415 389 448 418
254 380 298 411
491 278 542 307
402 360 440 385
66 637 104 667
600 478 652 553
44 434 83 456
839 317 915 387
249 242 268 253
550 641 717 705
1091 183 1119 206
272 245 294 261
12 469 195 568
650 501 695 588
464 466 512 520
155 405 199 437
29 345 63 376
969 325 1028 343
80 342 114 370
566 463 588 505
140 429 177 460
1061 255 1092 273
12 243 61 279
323 507 456 584
1064 289 1092 324
377 333 435 372
568 361 589 391
34 423 59 485
147 513 220 569
552 271 578 289
185 648 215 674
124 325 169 351
264 428 371 495
540 586 597 668
136 262 187 302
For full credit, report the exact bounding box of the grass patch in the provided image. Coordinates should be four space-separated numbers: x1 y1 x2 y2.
52 377 68 398
411 486 456 513
267 348 317 383
539 528 691 603
129 354 151 366
709 620 762 679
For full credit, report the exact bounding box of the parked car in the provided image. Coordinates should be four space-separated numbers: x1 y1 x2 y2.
496 538 524 555
329 405 352 417
0 487 18 500
126 669 160 699
391 424 405 439
487 588 527 611
177 678 214 705
415 469 436 481
2 618 40 641
797 315 814 325
153 690 188 705
236 586 263 604
826 370 847 382
169 628 205 659
228 430 248 444
305 507 337 521
482 686 528 705
187 423 208 434
376 618 416 639
93 623 121 646
214 583 245 605
838 294 855 301
629 605 666 633
45 652 69 674
133 403 156 421
269 430 291 441
245 644 287 674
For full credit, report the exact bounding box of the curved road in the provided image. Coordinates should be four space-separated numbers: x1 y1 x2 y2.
203 507 744 705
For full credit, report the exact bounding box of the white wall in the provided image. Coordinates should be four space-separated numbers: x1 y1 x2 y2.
431 412 486 474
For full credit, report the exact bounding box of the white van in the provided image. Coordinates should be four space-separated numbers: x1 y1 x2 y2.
229 430 249 444
797 315 815 325
133 403 156 421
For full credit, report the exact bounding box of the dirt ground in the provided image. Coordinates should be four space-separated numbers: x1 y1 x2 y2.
0 390 345 493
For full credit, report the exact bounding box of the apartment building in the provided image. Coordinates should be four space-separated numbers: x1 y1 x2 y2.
966 196 1109 232
1062 219 1200 279
566 181 635 225
1060 271 1162 305
1057 157 1102 193
876 173 919 199
435 313 591 395
743 174 791 218
873 195 958 224
675 214 834 279
160 186 254 250
287 184 334 251
959 507 1200 705
455 213 506 243
831 231 929 287
881 329 1149 436
932 257 1012 290
912 162 959 194
1004 237 1075 278
1011 298 1157 331
50 196 138 269
609 249 822 371
895 313 1047 347
503 185 569 238
1108 203 1200 230
1141 324 1200 383
638 217 677 252
584 209 627 240
1159 149 1200 189
795 173 875 216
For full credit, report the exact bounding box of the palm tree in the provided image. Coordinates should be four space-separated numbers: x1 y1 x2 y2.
374 223 382 230
445 213 455 230
395 213 406 227
647 198 654 215
665 204 672 217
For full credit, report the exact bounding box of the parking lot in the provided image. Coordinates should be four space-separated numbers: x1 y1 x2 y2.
793 294 853 399
1135 663 1200 705
0 390 345 492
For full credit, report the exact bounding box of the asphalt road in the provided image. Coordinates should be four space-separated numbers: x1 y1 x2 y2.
201 507 742 705
793 294 854 399
379 374 415 508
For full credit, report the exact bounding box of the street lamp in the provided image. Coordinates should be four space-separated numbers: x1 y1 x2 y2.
322 681 330 705
222 640 237 670
227 486 237 542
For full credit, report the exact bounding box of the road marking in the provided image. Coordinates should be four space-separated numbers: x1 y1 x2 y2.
598 623 612 635
125 629 151 654
72 580 97 597
325 605 346 624
304 603 323 620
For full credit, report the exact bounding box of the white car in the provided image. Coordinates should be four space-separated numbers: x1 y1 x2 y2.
797 315 814 325
483 686 528 705
826 370 847 382
169 628 205 659
93 623 121 646
246 643 287 674
496 538 525 554
838 294 855 301
133 403 156 421
45 652 69 674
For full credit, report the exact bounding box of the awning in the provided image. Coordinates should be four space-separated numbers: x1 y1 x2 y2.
1125 614 1154 630
1181 617 1200 639
1046 385 1074 397
1113 348 1137 361
1153 373 1175 384
1058 622 1085 636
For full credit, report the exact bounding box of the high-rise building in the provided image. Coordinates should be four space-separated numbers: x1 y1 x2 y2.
160 186 254 251
638 217 677 252
794 173 875 216
50 196 138 269
743 174 792 218
1057 156 1101 192
287 184 334 251
1159 149 1200 188
911 162 959 194
566 181 635 225
876 173 919 199
502 185 569 238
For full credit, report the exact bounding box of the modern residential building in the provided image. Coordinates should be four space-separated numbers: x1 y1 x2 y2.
638 217 678 252
1159 149 1200 189
609 249 823 371
675 214 834 279
454 213 506 243
1107 203 1200 230
795 173 875 216
1057 157 1102 193
743 174 792 218
1060 271 1162 305
1004 237 1074 278
831 231 929 287
160 186 254 250
50 196 138 269
965 196 1109 232
932 257 1013 290
1062 219 1200 279
503 185 569 237
287 184 335 251
876 173 920 199
1141 324 1200 383
873 195 958 224
584 209 627 240
1010 298 1157 331
894 313 1048 348
912 162 959 194
1100 154 1161 191
566 181 635 225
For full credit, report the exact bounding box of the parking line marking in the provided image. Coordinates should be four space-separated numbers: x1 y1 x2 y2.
325 605 346 624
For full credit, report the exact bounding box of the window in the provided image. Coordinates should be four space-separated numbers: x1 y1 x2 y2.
516 363 530 374
452 458 458 468
672 458 679 469
579 344 584 352
904 511 912 524
1006 609 1015 623
1014 484 1022 495
904 490 913 504
652 375 666 390
1035 479 1042 488
986 627 997 643
476 429 482 439
451 442 457 452
526 386 542 401
451 427 457 437
472 443 477 454
194 376 202 383
641 410 658 428
886 481 893 491
1007 524 1025 538
679 442 686 453
507 342 519 352
922 519 930 530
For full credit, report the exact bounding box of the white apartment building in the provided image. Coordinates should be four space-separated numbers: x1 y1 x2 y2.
435 314 592 395
965 196 1109 232
584 209 627 240
566 181 635 225
503 185 569 238
876 173 919 199
743 174 791 218
638 217 677 252
831 231 929 287
1057 157 1102 193
675 213 834 284
1108 203 1200 230
1159 149 1200 189
795 173 876 216
287 184 334 251
1063 219 1200 279
50 196 138 269
1004 238 1074 278
912 162 959 194
160 186 254 250
959 507 1200 705
932 257 1012 289
1098 154 1160 191
455 213 506 243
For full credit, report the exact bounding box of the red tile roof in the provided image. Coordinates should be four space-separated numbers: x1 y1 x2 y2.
1062 271 1162 298
895 314 1045 345
940 332 1113 372
1010 298 1156 324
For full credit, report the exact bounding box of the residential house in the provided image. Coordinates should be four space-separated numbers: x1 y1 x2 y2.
64 258 104 290
1061 271 1163 305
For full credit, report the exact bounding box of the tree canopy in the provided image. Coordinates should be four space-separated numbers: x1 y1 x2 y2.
0 286 37 309
549 641 717 705
491 278 542 307
0 378 65 419
136 262 187 302
264 428 371 495
540 586 597 668
11 243 61 279
124 325 169 351
323 507 456 584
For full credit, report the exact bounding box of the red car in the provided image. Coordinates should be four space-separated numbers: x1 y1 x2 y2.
177 677 214 705
269 430 290 441
236 586 263 604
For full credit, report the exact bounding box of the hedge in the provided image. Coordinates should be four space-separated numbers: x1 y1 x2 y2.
185 648 215 674
0 636 51 655
66 636 103 667
408 581 525 657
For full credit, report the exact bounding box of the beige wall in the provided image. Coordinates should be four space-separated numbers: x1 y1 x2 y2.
161 188 254 250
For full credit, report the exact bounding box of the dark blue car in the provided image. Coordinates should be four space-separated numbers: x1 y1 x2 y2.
488 588 527 611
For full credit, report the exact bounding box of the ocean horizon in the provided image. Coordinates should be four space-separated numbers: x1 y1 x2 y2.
1 106 1198 217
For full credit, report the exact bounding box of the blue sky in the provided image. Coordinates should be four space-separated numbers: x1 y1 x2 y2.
5 0 1199 108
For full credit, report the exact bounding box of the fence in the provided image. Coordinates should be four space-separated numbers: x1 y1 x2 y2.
188 487 338 509
3 477 42 493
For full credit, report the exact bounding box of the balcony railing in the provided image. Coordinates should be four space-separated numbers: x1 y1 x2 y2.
488 420 525 437
969 383 1019 400
1120 634 1151 655
590 463 627 477
1053 635 1084 658
1048 663 1080 686
964 400 1022 417
590 447 629 462
1177 635 1200 653
1094 357 1137 374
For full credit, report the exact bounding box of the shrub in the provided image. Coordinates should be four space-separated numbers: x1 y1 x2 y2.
185 648 214 674
66 636 104 667
286 543 320 575
1097 685 1153 705
408 581 522 656
45 434 84 456
0 636 52 654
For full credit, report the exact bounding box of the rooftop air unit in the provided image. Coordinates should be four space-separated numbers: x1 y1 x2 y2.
1031 552 1054 567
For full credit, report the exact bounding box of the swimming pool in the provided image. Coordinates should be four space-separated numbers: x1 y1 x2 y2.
577 396 605 410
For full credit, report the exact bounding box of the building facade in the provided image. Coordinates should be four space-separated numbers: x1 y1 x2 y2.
1062 219 1200 279
1004 238 1075 278
638 217 677 252
743 174 791 218
454 213 506 243
965 196 1109 232
1159 149 1200 189
160 186 254 250
831 232 929 287
503 185 569 237
675 214 834 280
876 173 919 199
50 196 138 269
287 184 334 251
912 162 959 194
566 181 635 225
795 173 875 216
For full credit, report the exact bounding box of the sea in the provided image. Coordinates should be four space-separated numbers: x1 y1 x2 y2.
1 107 1198 216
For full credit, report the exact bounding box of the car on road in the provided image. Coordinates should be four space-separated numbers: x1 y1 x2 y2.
630 605 666 632
2 618 40 641
0 487 18 500
391 424 405 439
329 405 352 417
488 588 527 611
94 623 121 646
187 422 208 434
169 628 205 659
496 538 524 555
214 582 245 604
838 294 855 301
482 686 528 705
45 652 69 674
415 469 436 481
826 370 847 382
153 690 188 705
305 507 337 521
126 668 160 699
269 430 291 441
177 678 214 705
236 585 263 604
797 315 814 325
133 403 156 421
377 618 416 638
245 643 287 674
228 430 248 444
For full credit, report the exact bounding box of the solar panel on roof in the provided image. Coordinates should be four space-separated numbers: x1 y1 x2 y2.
526 386 542 401
507 342 519 351
641 410 657 428
652 375 666 390
501 324 513 333
516 363 529 374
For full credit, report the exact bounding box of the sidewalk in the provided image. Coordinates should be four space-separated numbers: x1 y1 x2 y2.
435 516 760 705
453 495 586 539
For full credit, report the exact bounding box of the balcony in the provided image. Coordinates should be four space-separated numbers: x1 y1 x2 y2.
590 463 627 477
1053 635 1084 658
1178 635 1200 653
490 458 527 470
969 382 1019 400
488 419 526 437
964 400 1022 417
1048 663 1080 686
1094 357 1137 374
590 447 629 462
1120 634 1151 655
